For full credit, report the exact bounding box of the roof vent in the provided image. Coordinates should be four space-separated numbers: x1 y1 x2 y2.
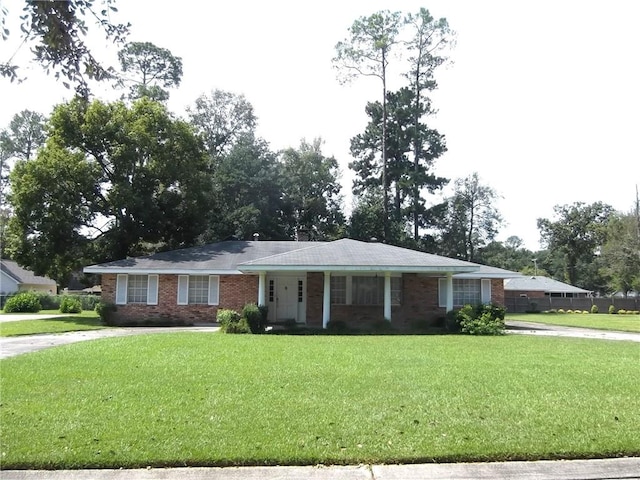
253 233 260 241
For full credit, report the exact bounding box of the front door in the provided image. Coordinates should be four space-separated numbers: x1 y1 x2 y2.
276 276 299 321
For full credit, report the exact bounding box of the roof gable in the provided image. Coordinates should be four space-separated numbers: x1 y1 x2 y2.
0 260 57 286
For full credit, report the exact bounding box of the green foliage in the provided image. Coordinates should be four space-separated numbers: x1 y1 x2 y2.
3 292 41 313
590 304 599 314
456 304 506 336
95 302 117 326
326 319 350 333
241 303 267 334
557 309 566 314
8 97 211 283
117 42 183 101
445 309 462 332
1 0 130 96
59 296 82 314
436 173 503 262
609 305 616 314
618 309 626 315
537 201 615 288
217 309 251 334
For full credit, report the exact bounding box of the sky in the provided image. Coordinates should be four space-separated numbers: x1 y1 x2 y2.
1 0 639 251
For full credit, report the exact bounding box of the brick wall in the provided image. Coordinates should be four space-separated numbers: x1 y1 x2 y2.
100 273 258 324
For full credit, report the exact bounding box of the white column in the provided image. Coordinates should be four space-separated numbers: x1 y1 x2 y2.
384 272 392 321
446 273 454 312
258 272 266 306
322 271 331 329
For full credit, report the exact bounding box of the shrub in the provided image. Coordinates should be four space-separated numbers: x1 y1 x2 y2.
609 305 616 314
445 309 462 332
590 304 599 314
582 310 589 314
566 309 574 314
3 292 42 313
557 309 565 314
59 296 82 314
618 309 627 315
545 309 558 314
367 318 396 334
34 292 60 310
458 304 506 336
326 319 350 333
95 302 117 325
241 303 267 334
217 309 251 334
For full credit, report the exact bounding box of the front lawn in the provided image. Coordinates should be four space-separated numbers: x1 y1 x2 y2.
0 312 107 337
506 313 640 333
1 334 638 468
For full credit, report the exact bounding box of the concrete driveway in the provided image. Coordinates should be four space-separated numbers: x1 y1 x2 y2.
0 324 219 359
506 320 640 342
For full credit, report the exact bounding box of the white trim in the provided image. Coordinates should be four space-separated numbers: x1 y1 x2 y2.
258 272 266 306
147 274 159 305
85 267 245 275
445 274 453 312
481 279 492 304
177 275 189 305
115 274 128 305
322 271 331 329
208 275 220 305
383 272 391 321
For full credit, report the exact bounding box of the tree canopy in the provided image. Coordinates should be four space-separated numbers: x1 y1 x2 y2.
7 97 210 285
1 0 130 96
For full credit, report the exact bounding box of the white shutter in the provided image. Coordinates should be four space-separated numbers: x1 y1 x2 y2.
147 274 159 305
116 274 128 305
481 279 492 304
208 275 219 305
177 275 189 305
438 278 447 308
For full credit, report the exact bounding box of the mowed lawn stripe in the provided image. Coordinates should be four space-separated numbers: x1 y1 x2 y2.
1 333 638 468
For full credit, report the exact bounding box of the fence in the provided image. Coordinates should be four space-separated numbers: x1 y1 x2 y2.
505 296 640 313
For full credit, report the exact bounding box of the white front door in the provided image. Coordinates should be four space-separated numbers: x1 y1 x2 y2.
276 276 299 321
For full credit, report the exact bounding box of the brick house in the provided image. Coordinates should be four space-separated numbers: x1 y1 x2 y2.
84 239 518 328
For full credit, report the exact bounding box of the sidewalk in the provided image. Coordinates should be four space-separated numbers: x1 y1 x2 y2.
1 457 639 479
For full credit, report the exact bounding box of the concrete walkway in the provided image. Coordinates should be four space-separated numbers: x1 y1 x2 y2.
1 457 639 479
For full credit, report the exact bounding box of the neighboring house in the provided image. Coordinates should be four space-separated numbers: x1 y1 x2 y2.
504 276 591 299
0 260 58 295
84 239 519 328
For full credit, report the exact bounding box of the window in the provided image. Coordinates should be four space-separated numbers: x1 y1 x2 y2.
454 279 481 306
188 276 209 304
116 274 158 305
439 278 491 307
331 276 346 305
298 280 304 303
177 275 219 305
269 280 275 302
127 275 148 304
331 275 401 306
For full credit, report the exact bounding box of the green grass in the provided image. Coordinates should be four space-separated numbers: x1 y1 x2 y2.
506 312 640 333
0 312 107 337
1 334 638 468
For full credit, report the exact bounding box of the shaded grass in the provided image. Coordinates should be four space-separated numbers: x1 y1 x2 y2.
0 313 107 337
1 334 639 469
506 313 640 333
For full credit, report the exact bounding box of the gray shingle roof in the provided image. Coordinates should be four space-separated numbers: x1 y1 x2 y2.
504 276 591 293
238 239 480 273
84 241 321 274
1 260 57 286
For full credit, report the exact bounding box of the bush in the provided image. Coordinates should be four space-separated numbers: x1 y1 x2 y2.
618 309 627 315
590 304 599 314
59 296 83 314
217 309 251 334
326 320 350 333
609 305 616 314
241 303 267 334
557 309 565 314
457 304 506 336
3 292 42 313
445 309 462 332
545 309 558 314
95 302 117 325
